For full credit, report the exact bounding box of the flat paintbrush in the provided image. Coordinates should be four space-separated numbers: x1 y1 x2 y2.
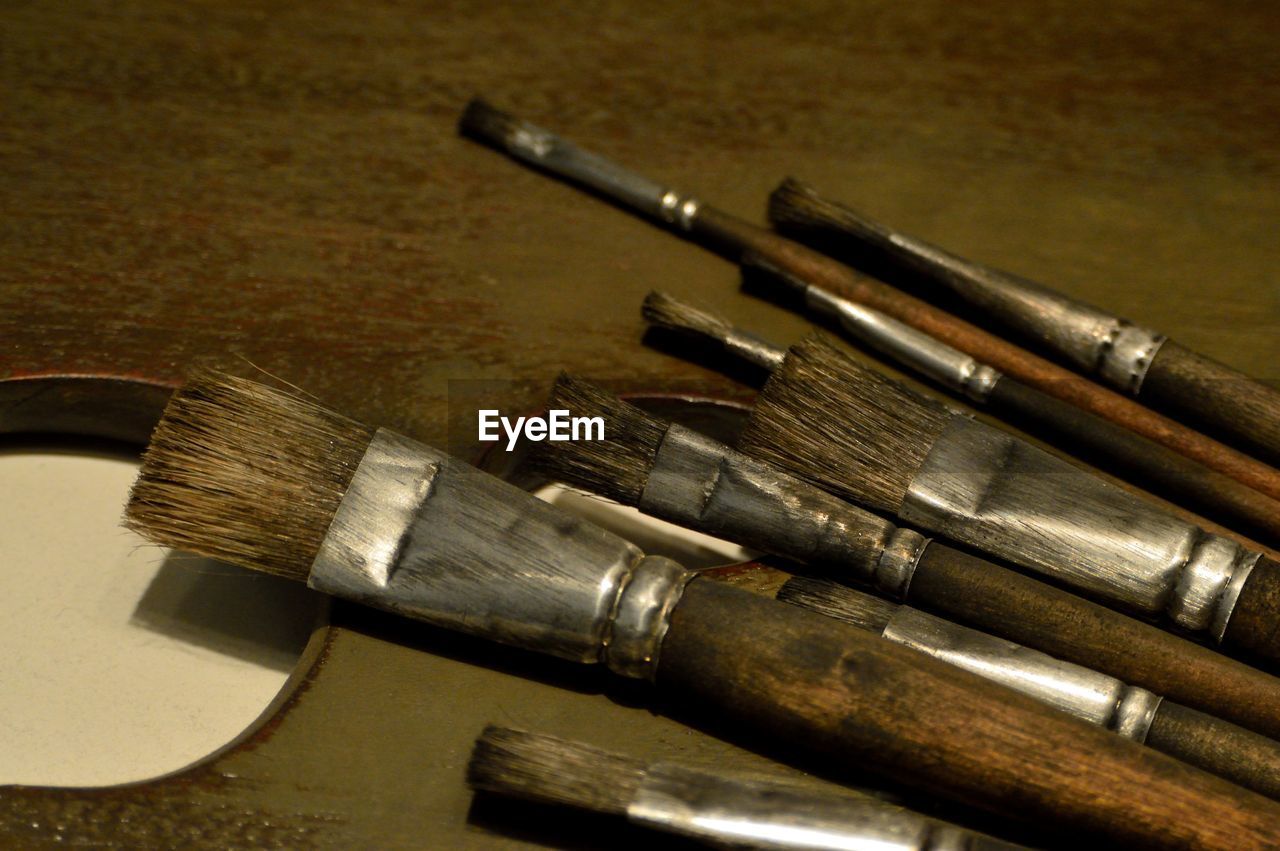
646 284 1280 549
706 561 1280 801
124 373 1280 849
457 97 1280 505
736 334 1280 665
534 373 1280 744
769 177 1280 468
468 725 1027 851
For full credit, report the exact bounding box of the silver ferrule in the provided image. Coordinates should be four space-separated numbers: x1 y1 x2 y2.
882 607 1162 741
804 286 1002 403
873 528 929 599
724 328 788 371
881 231 1166 394
494 112 701 231
639 424 900 590
899 416 1259 641
629 763 984 851
308 429 693 677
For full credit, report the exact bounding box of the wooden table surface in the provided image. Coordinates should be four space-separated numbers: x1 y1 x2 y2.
2 1 1278 847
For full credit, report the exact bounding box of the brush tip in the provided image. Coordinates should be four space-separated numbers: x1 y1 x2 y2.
467 726 644 817
641 290 734 341
458 97 519 147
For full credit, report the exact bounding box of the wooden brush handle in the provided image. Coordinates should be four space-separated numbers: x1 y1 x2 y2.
1223 555 1280 662
1143 340 1280 468
659 579 1280 849
905 541 1280 742
1147 700 1280 802
986 376 1280 547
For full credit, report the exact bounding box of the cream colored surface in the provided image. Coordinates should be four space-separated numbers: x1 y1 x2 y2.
0 449 318 788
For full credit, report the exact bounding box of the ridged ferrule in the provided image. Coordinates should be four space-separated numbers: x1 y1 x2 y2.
309 429 692 677
899 416 1256 640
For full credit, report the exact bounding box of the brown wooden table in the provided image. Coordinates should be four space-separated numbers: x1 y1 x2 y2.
3 2 1278 847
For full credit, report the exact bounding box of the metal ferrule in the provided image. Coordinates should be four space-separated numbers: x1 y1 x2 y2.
898 416 1260 641
638 424 907 594
308 429 694 678
723 328 788 371
882 607 1162 741
629 763 977 851
880 230 1166 394
804 286 1002 403
495 113 701 231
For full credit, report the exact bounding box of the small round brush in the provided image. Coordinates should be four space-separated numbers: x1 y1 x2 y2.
123 372 1280 848
468 726 1026 850
737 333 1280 665
706 563 1280 802
534 373 1280 746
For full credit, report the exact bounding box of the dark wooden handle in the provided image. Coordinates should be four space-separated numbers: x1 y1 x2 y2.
986 376 1280 547
1148 700 1280 802
1223 555 1280 662
905 541 1280 742
658 579 1280 850
1144 340 1280 468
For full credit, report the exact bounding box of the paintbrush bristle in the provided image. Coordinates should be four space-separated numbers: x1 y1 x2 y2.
777 577 897 634
458 98 523 149
738 334 951 512
467 726 644 817
768 177 890 245
531 373 667 506
125 371 374 581
642 290 734 344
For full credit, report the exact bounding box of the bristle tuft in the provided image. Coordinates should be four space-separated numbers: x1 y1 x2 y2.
530 373 667 505
777 577 897 633
642 290 734 343
458 98 519 148
738 334 951 511
467 726 644 816
768 177 890 245
125 371 374 580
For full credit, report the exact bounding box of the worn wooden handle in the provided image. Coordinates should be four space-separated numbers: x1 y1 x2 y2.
658 579 1280 850
1143 341 1280 468
905 542 1280 743
1147 700 1280 802
987 376 1280 547
1223 555 1280 663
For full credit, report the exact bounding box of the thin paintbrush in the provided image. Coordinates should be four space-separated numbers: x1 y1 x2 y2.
457 98 1280 505
468 726 1027 850
647 284 1280 549
769 177 1280 468
534 373 1280 743
736 334 1280 664
124 373 1280 849
706 561 1280 801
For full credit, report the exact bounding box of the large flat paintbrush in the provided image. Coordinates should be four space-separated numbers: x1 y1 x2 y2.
769 177 1280 468
706 561 1280 801
535 373 1280 744
457 98 1280 506
734 333 1280 665
468 726 1027 851
124 373 1280 849
646 284 1280 549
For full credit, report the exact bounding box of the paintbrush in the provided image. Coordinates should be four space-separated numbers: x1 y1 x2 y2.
707 561 1280 801
468 725 1028 850
457 98 1280 506
768 177 1280 468
646 283 1280 549
124 373 1280 849
735 333 1280 664
534 373 1280 744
